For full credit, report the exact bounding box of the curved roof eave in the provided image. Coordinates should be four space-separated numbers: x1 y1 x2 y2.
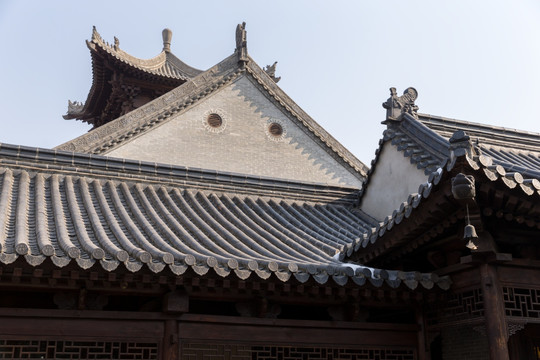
88 26 203 81
348 141 540 263
0 145 449 291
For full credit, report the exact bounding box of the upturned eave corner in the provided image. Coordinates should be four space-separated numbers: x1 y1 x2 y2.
64 26 205 128
349 123 540 269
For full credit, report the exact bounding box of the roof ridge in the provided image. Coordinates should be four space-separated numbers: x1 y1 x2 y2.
164 52 204 78
419 113 540 150
400 113 450 159
359 113 449 205
5 142 360 204
420 112 540 136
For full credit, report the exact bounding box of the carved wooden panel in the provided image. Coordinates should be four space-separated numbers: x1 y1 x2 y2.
180 342 416 360
426 288 484 327
181 343 250 360
504 287 540 320
0 339 158 359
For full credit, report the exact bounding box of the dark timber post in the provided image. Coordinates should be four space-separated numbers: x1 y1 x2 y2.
479 262 509 360
451 169 510 360
415 306 427 360
163 319 179 360
162 290 188 360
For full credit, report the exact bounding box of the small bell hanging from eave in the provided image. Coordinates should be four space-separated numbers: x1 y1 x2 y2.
463 204 478 250
464 224 478 250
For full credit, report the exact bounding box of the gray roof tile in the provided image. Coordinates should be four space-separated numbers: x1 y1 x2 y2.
0 157 447 290
353 112 540 261
88 27 202 81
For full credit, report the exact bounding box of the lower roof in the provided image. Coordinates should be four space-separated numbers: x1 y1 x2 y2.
0 143 449 291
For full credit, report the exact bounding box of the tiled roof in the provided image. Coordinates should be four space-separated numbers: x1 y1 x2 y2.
0 143 448 290
351 112 540 261
87 26 202 81
57 54 369 179
420 114 540 180
366 112 540 195
353 152 540 260
64 27 203 124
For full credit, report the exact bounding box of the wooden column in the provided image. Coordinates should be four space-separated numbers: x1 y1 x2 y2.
415 306 427 360
479 262 509 360
163 319 179 360
162 290 188 360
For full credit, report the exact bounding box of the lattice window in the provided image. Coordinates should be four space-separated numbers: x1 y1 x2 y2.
504 287 540 319
426 288 484 327
181 342 416 360
0 340 158 359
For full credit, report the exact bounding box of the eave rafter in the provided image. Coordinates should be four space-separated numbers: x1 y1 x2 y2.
353 173 464 265
477 181 540 231
0 259 436 306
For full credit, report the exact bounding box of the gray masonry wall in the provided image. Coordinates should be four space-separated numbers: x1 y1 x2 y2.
106 75 363 188
360 143 428 221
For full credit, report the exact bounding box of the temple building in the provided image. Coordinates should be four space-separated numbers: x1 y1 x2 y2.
0 24 539 360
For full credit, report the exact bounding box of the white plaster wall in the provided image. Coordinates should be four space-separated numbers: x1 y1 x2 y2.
360 143 429 221
106 75 363 187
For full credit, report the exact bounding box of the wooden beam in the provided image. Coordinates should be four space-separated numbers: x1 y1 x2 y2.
163 290 189 314
416 306 427 360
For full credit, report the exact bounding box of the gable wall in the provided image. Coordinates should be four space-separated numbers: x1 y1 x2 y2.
360 142 428 220
106 75 363 188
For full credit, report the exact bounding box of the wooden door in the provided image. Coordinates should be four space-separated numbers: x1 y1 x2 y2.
508 324 540 360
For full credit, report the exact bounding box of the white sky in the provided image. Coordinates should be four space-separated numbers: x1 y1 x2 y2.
0 1 539 166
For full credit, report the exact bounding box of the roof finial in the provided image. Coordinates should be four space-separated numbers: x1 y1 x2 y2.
162 28 172 53
91 26 100 42
382 87 419 121
264 62 281 83
235 22 248 62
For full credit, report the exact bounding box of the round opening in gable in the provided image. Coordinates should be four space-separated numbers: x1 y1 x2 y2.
207 113 223 128
268 123 283 137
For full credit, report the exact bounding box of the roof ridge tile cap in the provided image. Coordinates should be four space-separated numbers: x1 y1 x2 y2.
419 112 540 138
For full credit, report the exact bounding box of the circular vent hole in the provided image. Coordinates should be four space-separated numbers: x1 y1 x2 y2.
207 113 223 128
268 123 283 137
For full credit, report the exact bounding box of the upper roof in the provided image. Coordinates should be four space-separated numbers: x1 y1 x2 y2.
86 27 203 80
0 142 448 291
57 25 369 182
64 27 203 127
